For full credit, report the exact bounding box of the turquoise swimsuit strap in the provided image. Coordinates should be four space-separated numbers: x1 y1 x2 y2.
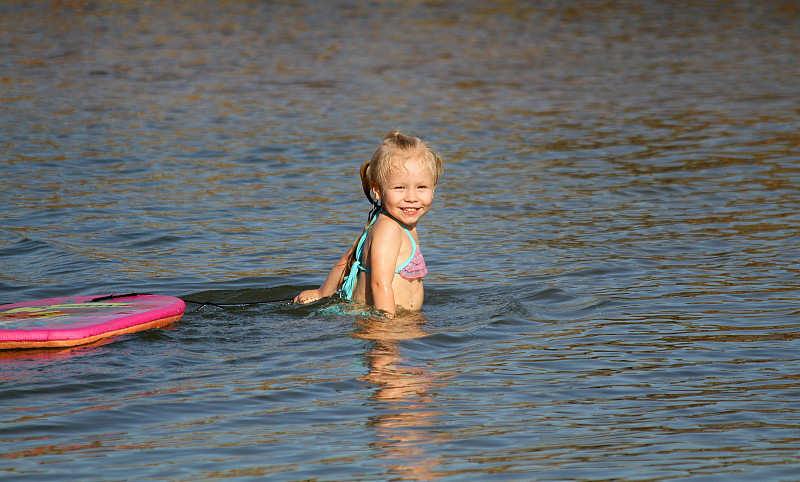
340 213 378 300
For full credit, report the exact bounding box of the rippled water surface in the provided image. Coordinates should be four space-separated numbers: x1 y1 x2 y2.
2 1 799 480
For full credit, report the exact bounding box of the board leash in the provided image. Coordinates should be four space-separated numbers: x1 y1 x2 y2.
93 292 295 310
90 293 151 302
181 297 295 311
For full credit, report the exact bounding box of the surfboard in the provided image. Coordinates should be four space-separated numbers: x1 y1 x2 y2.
0 294 185 350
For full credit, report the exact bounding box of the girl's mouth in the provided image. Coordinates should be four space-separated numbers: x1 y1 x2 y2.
401 207 421 215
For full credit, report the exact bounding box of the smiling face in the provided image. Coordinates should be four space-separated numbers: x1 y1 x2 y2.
373 158 436 229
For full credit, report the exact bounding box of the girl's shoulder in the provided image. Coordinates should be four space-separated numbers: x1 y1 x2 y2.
369 215 413 248
371 214 403 238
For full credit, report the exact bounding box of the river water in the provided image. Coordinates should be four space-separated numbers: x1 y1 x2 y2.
2 1 799 480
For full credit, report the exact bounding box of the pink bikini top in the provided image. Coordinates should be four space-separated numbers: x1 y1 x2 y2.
398 244 427 280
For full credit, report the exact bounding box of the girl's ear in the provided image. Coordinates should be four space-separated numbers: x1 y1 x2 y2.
371 184 381 201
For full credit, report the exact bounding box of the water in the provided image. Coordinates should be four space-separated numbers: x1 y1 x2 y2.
2 0 799 479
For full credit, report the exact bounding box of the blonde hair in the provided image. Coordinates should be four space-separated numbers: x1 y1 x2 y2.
359 131 443 206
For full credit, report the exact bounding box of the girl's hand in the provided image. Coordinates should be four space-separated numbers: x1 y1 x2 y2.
293 289 322 305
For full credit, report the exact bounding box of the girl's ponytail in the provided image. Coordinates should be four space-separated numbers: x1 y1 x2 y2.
360 160 375 206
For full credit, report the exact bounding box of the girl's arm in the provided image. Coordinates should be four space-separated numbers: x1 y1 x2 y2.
293 245 354 304
367 220 403 317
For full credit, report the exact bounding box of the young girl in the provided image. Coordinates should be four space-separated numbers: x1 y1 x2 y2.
293 131 443 317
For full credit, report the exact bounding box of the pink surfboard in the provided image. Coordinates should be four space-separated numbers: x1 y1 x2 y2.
0 294 185 349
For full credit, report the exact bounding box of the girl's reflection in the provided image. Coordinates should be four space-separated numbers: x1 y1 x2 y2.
352 312 449 480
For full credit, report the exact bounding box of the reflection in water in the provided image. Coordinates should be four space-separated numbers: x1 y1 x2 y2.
0 338 114 366
352 313 449 480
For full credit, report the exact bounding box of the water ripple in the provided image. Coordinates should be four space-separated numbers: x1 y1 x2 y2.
2 0 800 479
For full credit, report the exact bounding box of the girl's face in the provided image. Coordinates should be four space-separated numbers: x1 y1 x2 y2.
373 158 436 229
